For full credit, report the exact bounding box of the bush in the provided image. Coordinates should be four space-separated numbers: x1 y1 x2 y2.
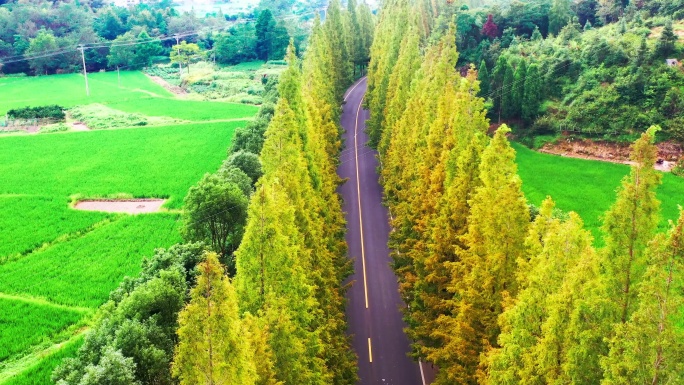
7 105 65 120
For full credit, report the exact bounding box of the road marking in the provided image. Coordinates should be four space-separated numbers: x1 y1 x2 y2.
354 94 369 309
344 77 366 101
368 338 373 363
419 359 427 385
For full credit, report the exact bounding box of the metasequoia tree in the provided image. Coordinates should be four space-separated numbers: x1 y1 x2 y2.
172 253 256 385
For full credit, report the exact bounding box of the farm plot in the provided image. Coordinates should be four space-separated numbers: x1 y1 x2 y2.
1 335 83 385
113 98 258 121
0 70 253 382
514 143 684 237
0 122 240 208
0 72 171 115
0 214 181 308
0 196 107 260
0 297 88 363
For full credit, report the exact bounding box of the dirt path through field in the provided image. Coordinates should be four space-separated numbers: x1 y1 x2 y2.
74 199 166 214
145 74 187 95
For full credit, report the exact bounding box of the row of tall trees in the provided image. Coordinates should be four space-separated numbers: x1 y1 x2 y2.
170 1 374 384
368 0 684 384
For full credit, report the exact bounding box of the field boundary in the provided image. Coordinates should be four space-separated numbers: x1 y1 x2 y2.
0 217 115 265
0 293 91 314
0 328 89 384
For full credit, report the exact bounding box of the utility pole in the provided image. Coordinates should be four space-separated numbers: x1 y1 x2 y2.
174 35 182 77
79 45 90 97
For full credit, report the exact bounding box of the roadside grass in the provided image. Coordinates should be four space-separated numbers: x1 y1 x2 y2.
0 196 108 260
1 335 84 385
0 72 171 115
0 122 239 208
0 214 181 308
0 298 87 362
514 142 684 239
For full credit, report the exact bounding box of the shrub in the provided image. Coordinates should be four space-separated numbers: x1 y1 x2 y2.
7 105 65 120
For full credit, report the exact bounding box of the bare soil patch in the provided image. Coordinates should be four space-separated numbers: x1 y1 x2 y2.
540 138 683 172
71 122 90 131
74 199 166 214
145 74 187 95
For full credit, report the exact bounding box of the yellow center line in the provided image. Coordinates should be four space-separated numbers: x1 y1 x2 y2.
354 93 369 310
368 337 373 363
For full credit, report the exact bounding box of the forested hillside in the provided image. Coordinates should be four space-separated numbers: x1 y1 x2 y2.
0 0 323 75
368 0 684 383
443 0 684 147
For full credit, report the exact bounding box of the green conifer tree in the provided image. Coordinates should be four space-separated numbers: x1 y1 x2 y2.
172 253 256 385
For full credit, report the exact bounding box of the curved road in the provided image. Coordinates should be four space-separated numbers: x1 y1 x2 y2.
339 78 433 385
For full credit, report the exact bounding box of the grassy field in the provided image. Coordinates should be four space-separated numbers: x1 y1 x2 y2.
514 143 684 239
0 71 251 383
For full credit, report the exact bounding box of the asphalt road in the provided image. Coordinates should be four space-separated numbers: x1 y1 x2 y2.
339 78 433 385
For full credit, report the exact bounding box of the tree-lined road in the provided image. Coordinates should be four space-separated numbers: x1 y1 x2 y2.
339 78 432 385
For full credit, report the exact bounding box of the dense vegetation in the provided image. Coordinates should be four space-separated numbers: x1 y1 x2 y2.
0 0 321 76
449 0 684 143
368 0 684 384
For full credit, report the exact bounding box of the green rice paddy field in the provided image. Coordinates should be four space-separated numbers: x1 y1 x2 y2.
514 143 684 239
0 72 252 384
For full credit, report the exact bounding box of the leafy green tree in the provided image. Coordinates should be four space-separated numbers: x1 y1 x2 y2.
135 30 163 68
549 0 572 35
216 162 251 194
107 32 136 69
227 151 263 185
491 55 508 121
172 253 256 385
511 60 526 117
170 41 200 74
26 29 59 75
531 25 543 40
182 174 248 271
255 9 275 61
502 60 516 119
94 7 127 40
522 63 542 122
215 24 257 65
53 244 204 385
478 60 490 97
655 19 677 59
75 347 140 385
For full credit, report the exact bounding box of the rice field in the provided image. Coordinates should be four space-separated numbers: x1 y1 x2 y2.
0 71 252 382
0 298 87 363
514 142 684 238
0 72 170 115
